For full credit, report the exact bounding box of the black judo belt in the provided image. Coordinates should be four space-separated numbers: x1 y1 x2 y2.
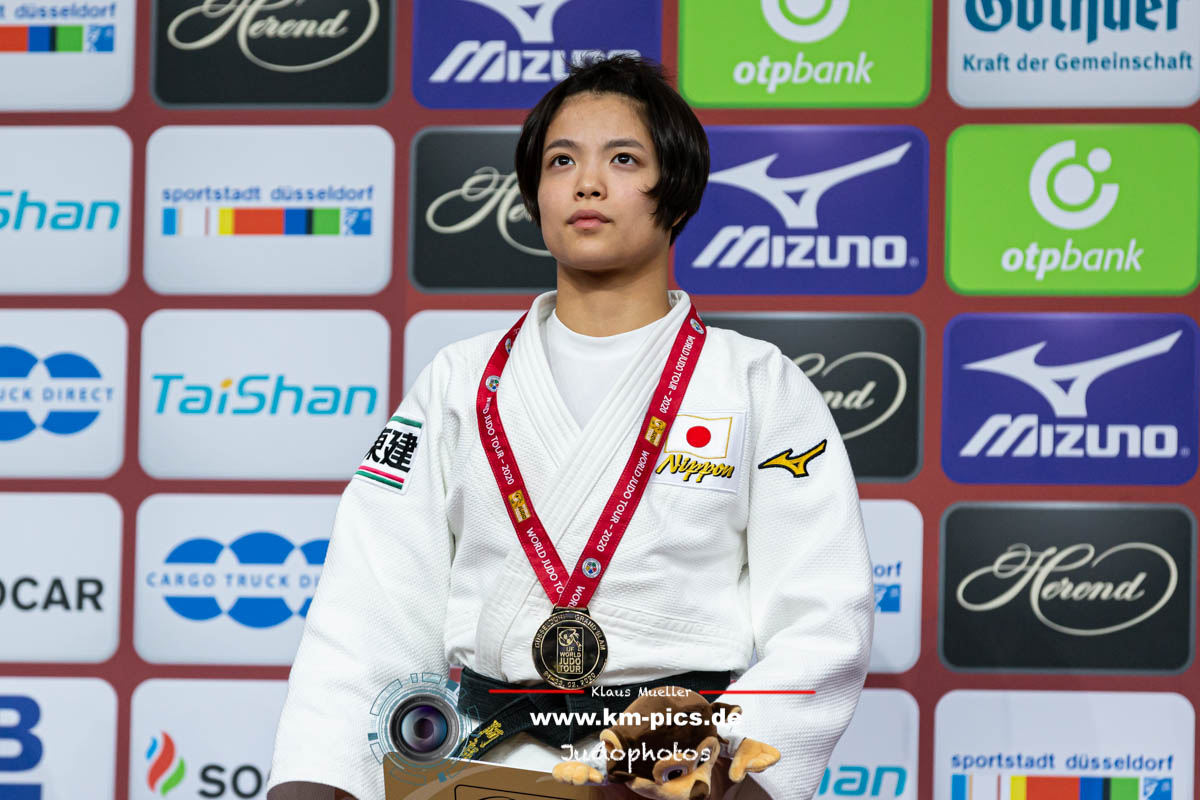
451 665 733 761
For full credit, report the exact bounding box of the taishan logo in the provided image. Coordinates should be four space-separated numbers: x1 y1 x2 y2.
166 0 380 72
151 373 378 416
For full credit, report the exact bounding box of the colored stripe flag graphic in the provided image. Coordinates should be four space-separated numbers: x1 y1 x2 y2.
161 206 372 236
951 774 1170 800
0 24 114 52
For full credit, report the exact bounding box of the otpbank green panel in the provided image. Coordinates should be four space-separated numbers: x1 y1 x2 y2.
679 0 931 107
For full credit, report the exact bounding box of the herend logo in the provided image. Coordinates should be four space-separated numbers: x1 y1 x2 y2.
166 0 381 72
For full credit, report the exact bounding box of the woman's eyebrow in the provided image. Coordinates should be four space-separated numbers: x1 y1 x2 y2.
543 137 647 152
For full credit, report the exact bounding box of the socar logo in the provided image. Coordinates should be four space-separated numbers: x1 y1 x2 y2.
146 731 186 796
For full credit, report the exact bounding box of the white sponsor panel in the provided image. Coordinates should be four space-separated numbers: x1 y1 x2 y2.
0 677 117 798
934 690 1193 799
144 126 393 294
0 1 134 110
0 493 121 662
949 0 1200 107
403 309 523 392
0 309 126 478
0 127 131 293
139 310 388 479
129 679 287 800
135 494 336 665
862 499 922 673
819 688 918 798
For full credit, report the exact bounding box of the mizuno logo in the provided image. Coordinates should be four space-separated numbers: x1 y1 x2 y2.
709 143 911 229
462 0 573 43
757 440 827 477
963 330 1181 418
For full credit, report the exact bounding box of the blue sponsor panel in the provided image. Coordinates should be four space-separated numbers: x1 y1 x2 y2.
943 313 1199 484
412 0 660 108
675 126 928 295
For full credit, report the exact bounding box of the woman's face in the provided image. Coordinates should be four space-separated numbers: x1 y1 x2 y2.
536 91 670 275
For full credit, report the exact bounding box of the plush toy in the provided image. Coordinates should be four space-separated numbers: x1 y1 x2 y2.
552 686 780 799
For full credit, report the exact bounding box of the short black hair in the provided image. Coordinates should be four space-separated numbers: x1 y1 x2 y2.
515 55 709 245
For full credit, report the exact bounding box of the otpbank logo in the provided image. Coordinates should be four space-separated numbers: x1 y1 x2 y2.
946 125 1199 295
942 314 1199 485
676 126 927 295
0 1 133 110
678 0 930 107
412 0 659 108
0 310 126 478
136 495 338 665
144 126 393 294
139 311 388 480
934 691 1193 800
0 127 131 294
950 0 1200 107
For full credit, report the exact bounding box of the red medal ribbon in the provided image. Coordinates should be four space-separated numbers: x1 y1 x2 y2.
476 303 707 609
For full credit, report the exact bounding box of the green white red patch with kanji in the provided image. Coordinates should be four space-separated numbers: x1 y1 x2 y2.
355 415 423 493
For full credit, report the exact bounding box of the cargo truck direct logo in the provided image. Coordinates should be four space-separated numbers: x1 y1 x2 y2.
677 127 927 295
946 125 1200 295
148 531 327 628
0 347 115 441
413 0 658 108
943 314 1199 485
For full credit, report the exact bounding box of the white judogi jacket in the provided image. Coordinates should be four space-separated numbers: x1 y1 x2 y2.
267 290 873 800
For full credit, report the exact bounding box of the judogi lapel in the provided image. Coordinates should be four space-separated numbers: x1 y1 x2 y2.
473 290 695 679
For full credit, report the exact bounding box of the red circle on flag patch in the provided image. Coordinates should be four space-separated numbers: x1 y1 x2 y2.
686 425 711 448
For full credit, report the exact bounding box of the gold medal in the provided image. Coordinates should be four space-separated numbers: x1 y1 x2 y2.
531 606 608 689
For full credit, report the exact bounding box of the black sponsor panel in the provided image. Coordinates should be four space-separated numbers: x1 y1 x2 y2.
153 0 392 106
410 128 554 291
706 313 922 481
940 503 1195 672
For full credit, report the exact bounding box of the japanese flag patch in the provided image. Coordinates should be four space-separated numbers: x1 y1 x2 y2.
355 415 423 494
650 411 745 494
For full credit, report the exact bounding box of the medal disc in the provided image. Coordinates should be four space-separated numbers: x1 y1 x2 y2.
531 607 608 689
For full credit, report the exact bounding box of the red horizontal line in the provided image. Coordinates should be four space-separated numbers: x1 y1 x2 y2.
698 690 816 695
488 689 584 694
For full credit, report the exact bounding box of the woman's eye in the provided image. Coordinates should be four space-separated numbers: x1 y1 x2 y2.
549 154 572 167
613 153 636 165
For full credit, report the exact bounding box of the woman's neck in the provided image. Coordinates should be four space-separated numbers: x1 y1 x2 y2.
554 261 671 337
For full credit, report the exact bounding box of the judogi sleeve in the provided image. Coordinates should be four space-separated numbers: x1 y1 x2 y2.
267 355 455 800
724 349 874 800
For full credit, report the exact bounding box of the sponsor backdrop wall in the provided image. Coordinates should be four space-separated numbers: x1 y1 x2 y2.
1 1 1198 799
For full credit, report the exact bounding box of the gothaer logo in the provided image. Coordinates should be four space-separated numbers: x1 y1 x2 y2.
761 0 850 42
